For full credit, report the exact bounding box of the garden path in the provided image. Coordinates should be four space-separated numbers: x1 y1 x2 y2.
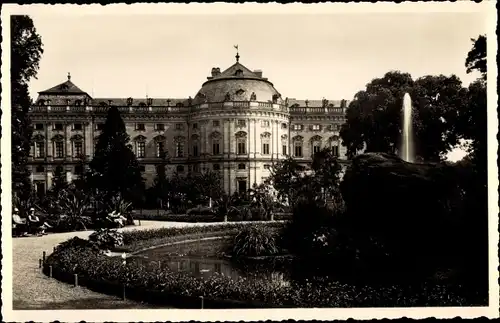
11 220 214 310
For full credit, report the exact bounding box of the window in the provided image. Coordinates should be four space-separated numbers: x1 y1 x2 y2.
54 123 63 131
212 120 220 127
238 163 246 170
281 123 288 129
237 120 246 127
263 164 270 170
73 123 83 131
312 124 321 131
332 146 339 157
193 164 200 172
35 123 44 130
156 142 165 158
140 165 146 172
73 141 83 157
155 123 165 131
136 123 145 131
136 142 145 158
282 145 287 155
262 120 270 127
55 141 64 158
192 123 198 130
212 141 220 155
35 142 45 158
74 165 83 175
213 164 220 171
96 123 105 131
176 142 184 157
294 144 303 157
237 142 246 155
313 144 321 155
176 165 184 173
292 124 302 131
192 144 199 157
35 165 45 173
175 123 183 130
262 143 270 155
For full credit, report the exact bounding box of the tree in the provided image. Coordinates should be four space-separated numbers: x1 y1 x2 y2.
51 164 68 194
11 15 44 200
340 71 467 161
268 156 306 205
151 151 170 206
88 106 144 204
465 35 486 80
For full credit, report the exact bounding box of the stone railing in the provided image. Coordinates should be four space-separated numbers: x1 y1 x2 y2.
30 102 343 115
289 106 345 115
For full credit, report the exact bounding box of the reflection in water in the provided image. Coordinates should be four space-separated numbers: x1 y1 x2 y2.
133 239 292 287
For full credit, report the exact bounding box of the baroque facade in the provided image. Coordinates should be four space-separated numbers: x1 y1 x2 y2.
28 55 349 196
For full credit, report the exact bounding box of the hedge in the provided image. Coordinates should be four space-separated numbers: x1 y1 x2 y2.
133 211 292 223
44 222 476 308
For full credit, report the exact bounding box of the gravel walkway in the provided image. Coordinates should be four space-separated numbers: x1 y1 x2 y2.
12 220 214 310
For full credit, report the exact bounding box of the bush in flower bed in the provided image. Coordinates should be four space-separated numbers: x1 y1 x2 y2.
232 225 280 257
44 222 481 308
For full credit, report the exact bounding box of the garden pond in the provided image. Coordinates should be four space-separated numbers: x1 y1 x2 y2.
129 237 296 287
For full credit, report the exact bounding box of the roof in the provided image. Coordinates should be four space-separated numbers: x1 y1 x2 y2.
287 99 349 108
39 76 87 95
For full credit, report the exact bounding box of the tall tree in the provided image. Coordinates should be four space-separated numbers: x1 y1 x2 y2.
465 35 487 80
267 156 306 205
151 151 169 205
11 15 44 200
88 106 144 204
340 71 466 161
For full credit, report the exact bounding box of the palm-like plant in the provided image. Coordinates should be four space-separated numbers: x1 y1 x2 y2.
55 184 92 231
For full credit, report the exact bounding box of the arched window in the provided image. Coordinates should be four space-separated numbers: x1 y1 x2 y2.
329 135 340 157
174 136 185 158
311 135 322 156
281 134 288 156
38 99 45 106
134 135 147 158
71 134 84 158
52 134 65 159
261 132 271 155
292 135 303 158
154 135 166 158
238 163 246 170
235 131 247 155
32 134 45 158
211 131 221 155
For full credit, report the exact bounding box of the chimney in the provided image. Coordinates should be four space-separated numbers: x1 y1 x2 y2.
253 69 263 78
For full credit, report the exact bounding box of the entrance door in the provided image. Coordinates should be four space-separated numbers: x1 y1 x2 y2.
238 180 247 193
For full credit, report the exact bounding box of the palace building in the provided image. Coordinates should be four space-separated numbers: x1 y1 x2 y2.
28 53 349 196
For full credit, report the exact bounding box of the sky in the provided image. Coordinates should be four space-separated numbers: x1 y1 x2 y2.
22 5 489 161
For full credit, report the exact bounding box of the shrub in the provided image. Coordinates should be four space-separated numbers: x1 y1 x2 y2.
44 223 483 308
232 225 280 257
186 206 215 216
89 228 124 250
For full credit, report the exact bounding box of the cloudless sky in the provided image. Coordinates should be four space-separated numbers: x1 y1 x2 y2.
22 6 488 160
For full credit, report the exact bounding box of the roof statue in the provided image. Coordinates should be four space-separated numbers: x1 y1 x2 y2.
234 45 240 63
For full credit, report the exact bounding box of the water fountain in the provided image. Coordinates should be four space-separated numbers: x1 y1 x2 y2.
400 93 415 163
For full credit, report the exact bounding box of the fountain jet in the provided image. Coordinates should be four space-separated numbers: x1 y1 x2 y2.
400 93 415 163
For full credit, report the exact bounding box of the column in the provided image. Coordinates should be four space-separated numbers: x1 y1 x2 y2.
229 119 235 155
85 119 93 158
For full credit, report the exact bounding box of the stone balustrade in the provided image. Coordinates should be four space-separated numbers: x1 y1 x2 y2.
30 101 345 116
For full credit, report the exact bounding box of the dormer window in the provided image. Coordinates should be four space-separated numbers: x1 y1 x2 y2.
60 84 69 91
38 100 45 106
75 100 82 106
127 97 133 106
235 69 244 77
